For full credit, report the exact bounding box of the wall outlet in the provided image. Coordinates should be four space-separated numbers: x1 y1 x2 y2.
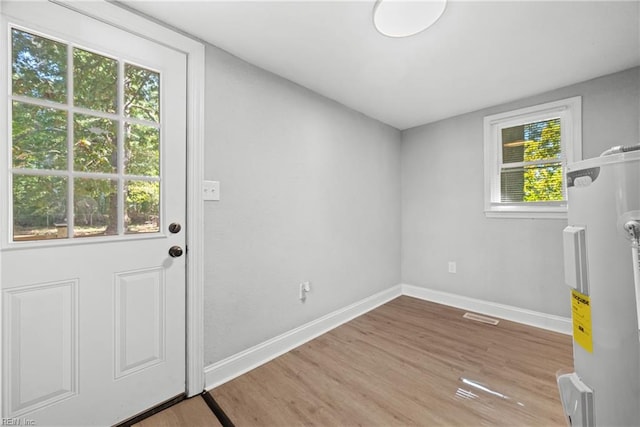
299 281 311 302
448 261 457 274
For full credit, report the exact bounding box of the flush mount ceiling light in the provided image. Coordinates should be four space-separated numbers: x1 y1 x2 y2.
373 0 447 38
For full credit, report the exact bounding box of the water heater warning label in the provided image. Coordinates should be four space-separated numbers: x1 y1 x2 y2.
572 289 593 353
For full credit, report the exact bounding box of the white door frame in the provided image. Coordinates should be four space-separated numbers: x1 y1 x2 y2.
0 0 206 402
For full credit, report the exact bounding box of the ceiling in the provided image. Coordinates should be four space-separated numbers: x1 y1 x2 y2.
121 0 640 130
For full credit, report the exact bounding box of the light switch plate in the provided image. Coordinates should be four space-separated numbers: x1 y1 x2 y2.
203 180 220 201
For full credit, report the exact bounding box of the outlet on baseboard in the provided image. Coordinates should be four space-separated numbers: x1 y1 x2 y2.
448 261 457 274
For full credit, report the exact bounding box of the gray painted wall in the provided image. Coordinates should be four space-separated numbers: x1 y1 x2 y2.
401 67 640 317
203 45 402 365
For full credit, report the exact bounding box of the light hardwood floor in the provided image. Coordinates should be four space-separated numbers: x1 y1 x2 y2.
209 296 573 426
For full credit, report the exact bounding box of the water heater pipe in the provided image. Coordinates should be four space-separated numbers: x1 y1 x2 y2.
600 144 640 156
624 221 640 331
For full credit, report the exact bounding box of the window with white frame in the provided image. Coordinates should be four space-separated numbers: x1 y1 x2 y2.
483 96 582 219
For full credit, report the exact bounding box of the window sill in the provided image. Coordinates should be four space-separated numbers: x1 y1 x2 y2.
484 204 568 219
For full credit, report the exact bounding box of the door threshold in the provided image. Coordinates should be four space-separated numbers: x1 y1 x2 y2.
201 391 235 427
113 393 186 427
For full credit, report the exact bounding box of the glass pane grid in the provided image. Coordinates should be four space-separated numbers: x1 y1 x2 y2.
10 28 162 242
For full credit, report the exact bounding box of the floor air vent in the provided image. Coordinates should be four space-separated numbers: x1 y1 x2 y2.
463 312 499 325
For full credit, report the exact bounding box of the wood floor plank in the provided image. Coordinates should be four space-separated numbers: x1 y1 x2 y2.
210 296 573 426
132 396 222 427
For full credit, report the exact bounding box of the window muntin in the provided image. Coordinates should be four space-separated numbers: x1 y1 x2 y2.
10 28 162 241
484 97 582 218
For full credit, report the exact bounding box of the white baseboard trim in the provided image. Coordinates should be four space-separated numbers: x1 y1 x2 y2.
204 285 403 390
204 283 571 391
401 284 571 335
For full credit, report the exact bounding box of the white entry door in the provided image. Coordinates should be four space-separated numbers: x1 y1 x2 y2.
0 2 187 425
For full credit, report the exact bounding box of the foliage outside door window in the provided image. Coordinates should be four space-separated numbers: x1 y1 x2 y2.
10 28 162 241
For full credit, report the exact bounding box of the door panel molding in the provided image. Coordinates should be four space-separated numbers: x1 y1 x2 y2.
3 280 79 417
114 268 166 379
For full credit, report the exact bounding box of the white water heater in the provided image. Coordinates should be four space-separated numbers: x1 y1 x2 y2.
558 146 640 426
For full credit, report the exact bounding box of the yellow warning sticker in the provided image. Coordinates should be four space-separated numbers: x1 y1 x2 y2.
572 289 593 353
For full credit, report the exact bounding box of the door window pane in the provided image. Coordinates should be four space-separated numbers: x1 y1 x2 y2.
125 123 159 176
74 114 118 173
74 178 118 237
12 29 67 103
74 48 118 113
13 175 67 241
125 181 159 234
125 64 159 122
10 27 164 242
12 102 67 170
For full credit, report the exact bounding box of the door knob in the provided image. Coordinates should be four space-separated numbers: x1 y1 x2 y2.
168 223 182 234
168 246 183 258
